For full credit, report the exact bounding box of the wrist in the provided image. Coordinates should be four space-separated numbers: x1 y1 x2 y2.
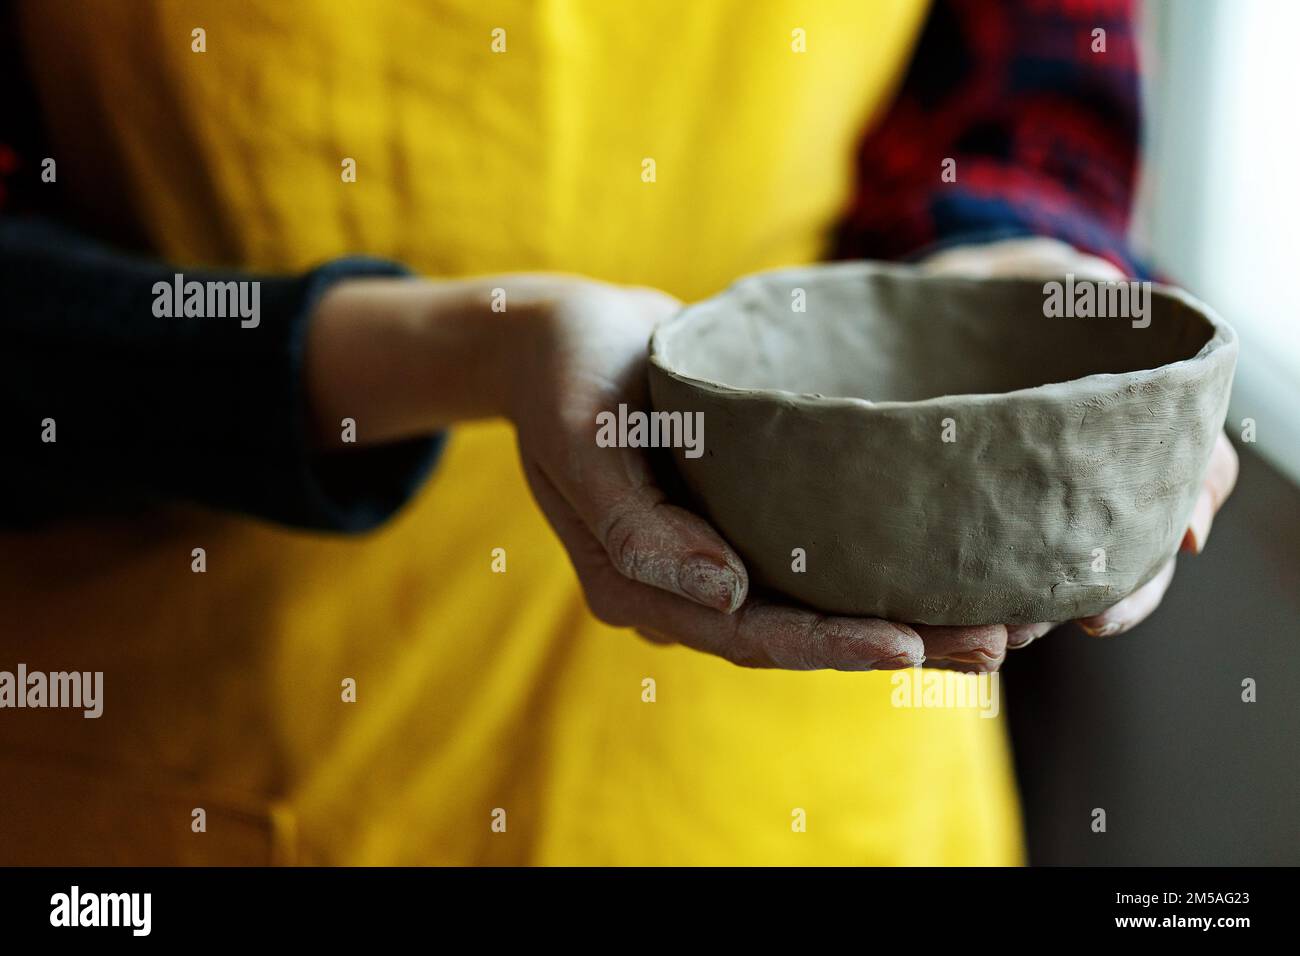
458 273 595 425
304 273 572 448
303 275 496 447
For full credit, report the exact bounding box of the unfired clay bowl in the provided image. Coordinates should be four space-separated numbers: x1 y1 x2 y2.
648 262 1237 625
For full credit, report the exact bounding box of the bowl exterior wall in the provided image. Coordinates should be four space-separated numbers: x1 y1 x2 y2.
649 342 1235 625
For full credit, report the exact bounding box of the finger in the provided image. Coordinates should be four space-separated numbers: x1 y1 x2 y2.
539 431 749 613
600 558 927 670
921 237 1125 280
594 481 749 613
635 627 675 646
529 464 926 670
1077 557 1176 637
911 624 1008 669
1006 621 1055 650
1181 490 1214 555
923 658 1003 675
650 595 929 671
518 283 745 613
1181 432 1239 554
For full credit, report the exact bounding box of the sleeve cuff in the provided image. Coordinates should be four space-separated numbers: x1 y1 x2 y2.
918 187 1152 279
278 257 448 533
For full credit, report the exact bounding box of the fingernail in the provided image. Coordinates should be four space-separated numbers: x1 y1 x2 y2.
1007 623 1053 648
947 649 1002 665
679 556 743 613
1080 620 1124 638
1184 491 1214 555
874 653 923 670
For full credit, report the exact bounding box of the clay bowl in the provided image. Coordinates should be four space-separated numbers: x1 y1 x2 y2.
648 262 1237 625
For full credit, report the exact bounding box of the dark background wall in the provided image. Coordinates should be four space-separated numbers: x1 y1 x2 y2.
1005 444 1299 865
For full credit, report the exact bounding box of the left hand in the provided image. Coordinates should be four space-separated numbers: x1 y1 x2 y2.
922 237 1239 651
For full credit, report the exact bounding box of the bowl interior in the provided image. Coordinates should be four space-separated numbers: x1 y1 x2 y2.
656 269 1216 402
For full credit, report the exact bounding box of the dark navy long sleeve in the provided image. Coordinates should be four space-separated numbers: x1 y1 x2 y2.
0 216 445 532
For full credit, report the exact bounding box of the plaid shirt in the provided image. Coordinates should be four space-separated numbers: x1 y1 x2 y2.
0 0 1144 266
833 0 1143 274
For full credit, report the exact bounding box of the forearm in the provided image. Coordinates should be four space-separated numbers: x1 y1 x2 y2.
0 216 440 531
303 273 582 447
306 277 509 446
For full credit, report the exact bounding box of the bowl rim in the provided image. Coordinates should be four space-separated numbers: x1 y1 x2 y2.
648 261 1238 412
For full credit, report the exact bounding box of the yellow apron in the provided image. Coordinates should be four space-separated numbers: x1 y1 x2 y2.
2 0 1022 865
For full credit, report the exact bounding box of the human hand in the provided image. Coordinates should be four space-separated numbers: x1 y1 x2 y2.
922 237 1239 650
502 275 1021 672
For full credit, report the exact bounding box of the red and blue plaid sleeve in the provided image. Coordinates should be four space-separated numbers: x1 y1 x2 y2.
833 0 1146 276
